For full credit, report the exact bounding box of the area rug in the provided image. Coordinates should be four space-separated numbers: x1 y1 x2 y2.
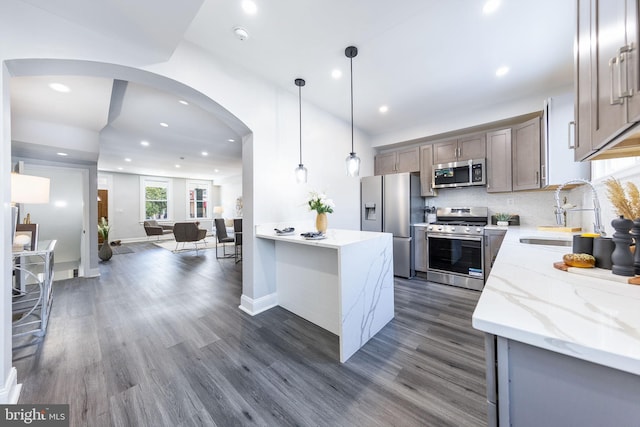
153 239 229 254
111 245 134 255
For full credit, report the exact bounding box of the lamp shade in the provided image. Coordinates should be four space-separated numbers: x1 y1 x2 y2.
213 206 224 214
11 173 50 204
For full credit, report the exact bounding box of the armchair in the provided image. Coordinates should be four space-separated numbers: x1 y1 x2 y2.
143 220 173 240
172 222 207 255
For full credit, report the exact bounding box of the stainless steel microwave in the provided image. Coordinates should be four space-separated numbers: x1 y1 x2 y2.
432 158 486 189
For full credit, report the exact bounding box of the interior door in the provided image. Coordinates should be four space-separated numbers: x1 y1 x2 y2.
97 189 108 244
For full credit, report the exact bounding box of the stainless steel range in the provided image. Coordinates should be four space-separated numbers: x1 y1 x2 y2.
426 207 488 291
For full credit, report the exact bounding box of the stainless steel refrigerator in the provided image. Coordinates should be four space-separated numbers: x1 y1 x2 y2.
361 173 423 278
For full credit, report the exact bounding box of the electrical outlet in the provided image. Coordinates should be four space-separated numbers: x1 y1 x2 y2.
507 198 515 206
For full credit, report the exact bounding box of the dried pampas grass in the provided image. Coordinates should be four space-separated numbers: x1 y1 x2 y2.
604 178 640 219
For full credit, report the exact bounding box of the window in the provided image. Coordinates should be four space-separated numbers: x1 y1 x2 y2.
141 177 172 220
187 180 211 219
591 156 640 181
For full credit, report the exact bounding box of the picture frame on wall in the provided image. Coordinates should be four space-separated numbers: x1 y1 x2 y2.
14 223 38 251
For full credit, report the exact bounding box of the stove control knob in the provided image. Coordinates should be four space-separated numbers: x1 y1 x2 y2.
427 226 433 231
450 227 455 232
465 227 470 232
437 226 443 231
476 227 482 233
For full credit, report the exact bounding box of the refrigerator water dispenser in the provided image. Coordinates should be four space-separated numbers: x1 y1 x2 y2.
364 203 377 220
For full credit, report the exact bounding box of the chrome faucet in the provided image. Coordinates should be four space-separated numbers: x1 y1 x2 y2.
554 178 605 235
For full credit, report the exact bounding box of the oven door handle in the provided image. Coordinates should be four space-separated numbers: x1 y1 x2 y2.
427 235 483 242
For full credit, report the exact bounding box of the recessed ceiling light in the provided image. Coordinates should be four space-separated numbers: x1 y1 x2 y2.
331 69 343 79
233 27 249 41
49 83 70 93
175 164 181 168
140 140 150 147
495 66 509 77
483 0 500 14
228 138 235 142
202 151 209 156
56 152 68 156
178 100 189 105
124 158 132 162
160 122 169 127
54 200 68 208
117 167 123 171
241 0 257 14
379 105 389 114
214 169 220 173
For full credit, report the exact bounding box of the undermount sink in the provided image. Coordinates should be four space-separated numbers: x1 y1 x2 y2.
519 237 572 247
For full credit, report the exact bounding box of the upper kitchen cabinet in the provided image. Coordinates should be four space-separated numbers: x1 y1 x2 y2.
419 144 437 197
575 0 640 160
433 134 486 164
486 128 512 193
512 116 541 191
374 147 420 175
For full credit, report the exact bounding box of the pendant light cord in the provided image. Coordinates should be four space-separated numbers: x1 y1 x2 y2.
350 55 354 154
299 84 303 165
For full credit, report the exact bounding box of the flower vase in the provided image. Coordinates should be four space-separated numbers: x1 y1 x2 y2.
611 216 634 276
631 218 640 275
99 242 113 261
316 212 328 234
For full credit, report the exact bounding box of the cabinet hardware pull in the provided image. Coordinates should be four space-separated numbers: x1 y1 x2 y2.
568 121 576 149
535 171 539 184
619 45 633 98
609 56 624 105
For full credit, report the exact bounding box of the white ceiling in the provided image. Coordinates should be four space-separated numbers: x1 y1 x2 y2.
8 0 575 180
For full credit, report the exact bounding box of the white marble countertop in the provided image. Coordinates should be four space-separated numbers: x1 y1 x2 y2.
472 226 640 375
255 224 391 249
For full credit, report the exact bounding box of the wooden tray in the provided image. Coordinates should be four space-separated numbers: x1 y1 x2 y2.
553 261 640 285
538 226 582 232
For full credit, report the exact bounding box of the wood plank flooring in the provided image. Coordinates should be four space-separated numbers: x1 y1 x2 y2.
13 242 487 426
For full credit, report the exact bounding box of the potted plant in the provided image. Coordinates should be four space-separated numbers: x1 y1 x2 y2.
98 217 112 261
494 213 512 227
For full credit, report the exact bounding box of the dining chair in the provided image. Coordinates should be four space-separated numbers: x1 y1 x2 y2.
214 218 234 259
233 218 242 263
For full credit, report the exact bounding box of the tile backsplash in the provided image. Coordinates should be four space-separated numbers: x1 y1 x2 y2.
425 187 560 227
427 167 640 234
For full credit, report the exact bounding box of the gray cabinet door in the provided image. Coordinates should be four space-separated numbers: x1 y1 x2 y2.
575 0 595 160
374 152 397 175
625 0 640 123
457 133 486 161
414 226 427 273
512 117 541 191
591 0 628 149
419 145 437 197
396 147 420 173
433 139 458 164
486 129 512 193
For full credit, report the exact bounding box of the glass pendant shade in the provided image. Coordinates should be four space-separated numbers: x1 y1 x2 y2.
345 152 360 177
295 163 308 183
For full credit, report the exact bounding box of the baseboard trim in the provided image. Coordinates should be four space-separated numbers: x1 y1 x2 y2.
0 368 21 404
239 293 277 316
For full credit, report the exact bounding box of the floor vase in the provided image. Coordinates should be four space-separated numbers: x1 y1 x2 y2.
99 243 113 261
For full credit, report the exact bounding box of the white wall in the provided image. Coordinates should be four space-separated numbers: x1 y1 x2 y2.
99 172 223 240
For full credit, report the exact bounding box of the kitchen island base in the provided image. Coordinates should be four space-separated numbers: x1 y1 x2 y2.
256 227 394 363
486 334 640 427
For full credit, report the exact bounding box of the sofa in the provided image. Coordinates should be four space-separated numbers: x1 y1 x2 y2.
143 220 173 239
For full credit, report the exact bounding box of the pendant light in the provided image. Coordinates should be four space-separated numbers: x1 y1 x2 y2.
345 46 361 177
294 78 308 183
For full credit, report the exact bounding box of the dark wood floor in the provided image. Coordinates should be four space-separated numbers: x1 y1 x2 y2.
13 242 487 427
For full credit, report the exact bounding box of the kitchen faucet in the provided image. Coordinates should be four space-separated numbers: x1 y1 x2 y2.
554 178 605 235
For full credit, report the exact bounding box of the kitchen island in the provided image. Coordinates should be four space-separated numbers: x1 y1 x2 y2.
473 227 640 426
255 226 394 363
